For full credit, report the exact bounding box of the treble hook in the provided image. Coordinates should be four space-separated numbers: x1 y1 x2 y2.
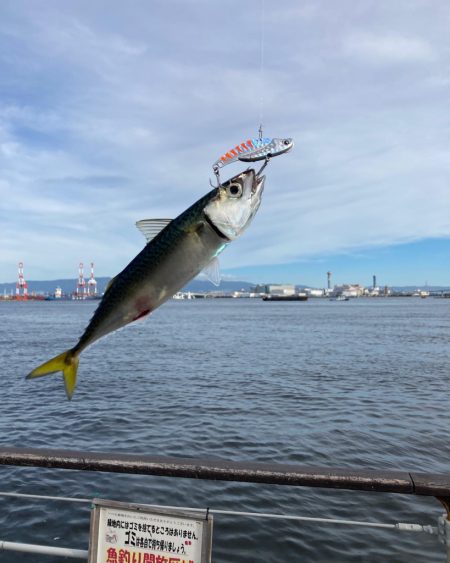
210 155 270 188
209 164 222 188
256 154 271 177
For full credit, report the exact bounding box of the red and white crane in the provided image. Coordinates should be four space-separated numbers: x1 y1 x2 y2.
87 262 97 296
16 262 28 300
76 262 86 298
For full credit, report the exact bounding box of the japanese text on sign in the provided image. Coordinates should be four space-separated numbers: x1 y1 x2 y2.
89 500 212 563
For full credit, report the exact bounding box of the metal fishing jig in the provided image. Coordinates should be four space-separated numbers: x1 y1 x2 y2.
211 136 293 187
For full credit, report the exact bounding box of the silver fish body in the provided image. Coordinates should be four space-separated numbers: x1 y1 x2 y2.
26 169 265 399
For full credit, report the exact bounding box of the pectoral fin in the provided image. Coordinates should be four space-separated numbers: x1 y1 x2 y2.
201 257 221 286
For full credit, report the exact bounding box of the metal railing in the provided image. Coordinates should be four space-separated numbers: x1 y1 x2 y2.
1 447 449 560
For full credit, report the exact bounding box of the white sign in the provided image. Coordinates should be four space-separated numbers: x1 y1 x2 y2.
89 499 213 563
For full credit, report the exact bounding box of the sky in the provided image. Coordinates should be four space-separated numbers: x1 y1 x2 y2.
0 0 449 287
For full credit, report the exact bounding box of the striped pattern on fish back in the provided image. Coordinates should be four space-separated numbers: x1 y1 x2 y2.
215 138 272 168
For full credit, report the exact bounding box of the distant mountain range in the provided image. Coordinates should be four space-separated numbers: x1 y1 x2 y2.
1 277 448 296
390 285 450 291
0 277 254 296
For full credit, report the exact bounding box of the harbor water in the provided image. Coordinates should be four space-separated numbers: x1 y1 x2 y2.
1 297 450 562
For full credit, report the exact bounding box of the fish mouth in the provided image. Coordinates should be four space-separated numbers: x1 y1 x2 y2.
253 173 265 196
249 173 264 220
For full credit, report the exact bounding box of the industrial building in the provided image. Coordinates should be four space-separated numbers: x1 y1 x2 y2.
260 283 296 296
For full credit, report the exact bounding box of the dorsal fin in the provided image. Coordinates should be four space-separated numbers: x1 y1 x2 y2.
135 219 172 243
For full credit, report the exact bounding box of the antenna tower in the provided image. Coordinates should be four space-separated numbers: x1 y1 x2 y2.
327 271 332 290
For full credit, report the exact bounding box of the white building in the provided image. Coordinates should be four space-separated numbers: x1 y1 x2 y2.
264 284 296 296
304 287 324 297
332 284 365 298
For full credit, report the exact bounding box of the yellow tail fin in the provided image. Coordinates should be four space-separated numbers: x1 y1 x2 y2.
26 350 80 400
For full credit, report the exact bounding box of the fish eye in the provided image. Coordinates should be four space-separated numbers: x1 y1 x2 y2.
283 139 290 145
227 183 242 197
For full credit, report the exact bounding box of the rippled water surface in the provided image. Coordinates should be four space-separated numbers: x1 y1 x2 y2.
1 298 450 562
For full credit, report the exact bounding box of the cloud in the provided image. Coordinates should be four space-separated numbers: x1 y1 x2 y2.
0 1 449 282
343 32 435 64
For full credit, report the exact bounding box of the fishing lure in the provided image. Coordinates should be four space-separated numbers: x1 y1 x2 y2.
212 136 293 185
214 137 293 169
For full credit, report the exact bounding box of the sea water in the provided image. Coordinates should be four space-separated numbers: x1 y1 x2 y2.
0 297 449 562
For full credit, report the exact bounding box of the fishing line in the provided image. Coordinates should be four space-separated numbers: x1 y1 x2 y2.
258 0 265 139
211 2 293 184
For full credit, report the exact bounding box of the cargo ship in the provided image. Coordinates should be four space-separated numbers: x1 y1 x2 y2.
262 294 308 302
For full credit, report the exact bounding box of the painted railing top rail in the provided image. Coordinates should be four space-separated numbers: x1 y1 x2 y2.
0 446 449 497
